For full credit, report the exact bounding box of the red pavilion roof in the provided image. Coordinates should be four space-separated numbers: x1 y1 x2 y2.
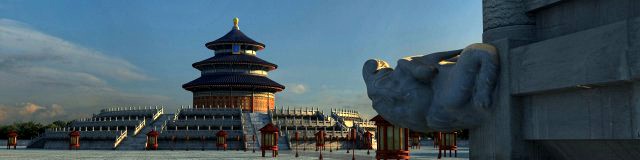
370 115 392 126
69 130 81 136
216 130 228 136
147 130 159 136
7 130 17 137
259 123 279 133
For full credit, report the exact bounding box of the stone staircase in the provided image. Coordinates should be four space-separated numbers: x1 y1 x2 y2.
27 134 46 148
242 113 271 150
117 114 172 150
278 132 290 150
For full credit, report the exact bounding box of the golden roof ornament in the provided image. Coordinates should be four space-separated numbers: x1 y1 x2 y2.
233 17 239 29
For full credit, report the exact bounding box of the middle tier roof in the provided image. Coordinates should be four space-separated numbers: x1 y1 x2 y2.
192 54 277 71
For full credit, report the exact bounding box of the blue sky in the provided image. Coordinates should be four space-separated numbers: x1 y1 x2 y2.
0 0 482 124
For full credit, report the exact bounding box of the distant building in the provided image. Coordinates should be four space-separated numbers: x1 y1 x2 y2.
183 18 284 113
27 18 375 151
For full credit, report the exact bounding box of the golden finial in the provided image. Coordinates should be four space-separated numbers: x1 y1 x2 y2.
233 17 239 29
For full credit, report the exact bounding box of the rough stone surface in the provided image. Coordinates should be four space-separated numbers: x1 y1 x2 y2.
477 0 640 159
362 43 499 132
483 0 535 31
525 0 563 12
510 20 630 95
524 84 634 140
534 0 632 41
360 0 640 159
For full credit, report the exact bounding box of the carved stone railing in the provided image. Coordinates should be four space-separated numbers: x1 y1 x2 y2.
336 113 361 119
354 121 376 129
332 110 363 122
284 131 292 149
37 130 124 140
174 108 181 120
159 119 169 134
113 130 128 149
353 124 366 142
272 106 320 117
134 119 146 135
98 107 159 118
275 119 335 127
286 130 348 139
71 120 142 128
239 109 248 149
100 106 150 113
177 108 242 117
331 112 349 130
167 119 242 128
152 107 164 121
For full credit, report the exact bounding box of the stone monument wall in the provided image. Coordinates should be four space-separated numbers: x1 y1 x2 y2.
476 0 640 159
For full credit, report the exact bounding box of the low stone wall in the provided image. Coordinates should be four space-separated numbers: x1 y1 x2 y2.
0 140 31 147
40 131 123 140
43 140 115 150
157 139 244 150
158 130 244 140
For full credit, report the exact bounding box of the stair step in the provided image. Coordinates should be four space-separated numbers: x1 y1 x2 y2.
116 114 171 150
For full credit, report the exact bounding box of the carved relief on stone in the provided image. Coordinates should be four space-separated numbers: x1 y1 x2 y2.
363 43 499 132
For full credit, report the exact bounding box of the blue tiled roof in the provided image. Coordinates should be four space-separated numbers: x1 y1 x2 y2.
193 54 277 70
182 73 285 92
205 27 265 50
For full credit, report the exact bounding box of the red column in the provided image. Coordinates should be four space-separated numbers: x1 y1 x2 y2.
404 128 409 151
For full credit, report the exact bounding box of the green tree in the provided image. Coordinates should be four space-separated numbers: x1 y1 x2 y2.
15 121 44 139
0 120 72 139
51 120 70 128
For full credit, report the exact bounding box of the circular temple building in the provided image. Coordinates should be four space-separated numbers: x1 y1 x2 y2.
183 18 284 112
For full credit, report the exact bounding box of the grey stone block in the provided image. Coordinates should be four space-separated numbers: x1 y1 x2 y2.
511 20 630 95
524 84 635 140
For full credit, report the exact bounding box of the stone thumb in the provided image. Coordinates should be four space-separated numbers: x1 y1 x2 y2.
362 59 390 81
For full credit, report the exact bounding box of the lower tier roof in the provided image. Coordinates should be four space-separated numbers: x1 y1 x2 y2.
182 73 284 92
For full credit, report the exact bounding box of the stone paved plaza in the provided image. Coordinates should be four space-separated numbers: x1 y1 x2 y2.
0 145 468 160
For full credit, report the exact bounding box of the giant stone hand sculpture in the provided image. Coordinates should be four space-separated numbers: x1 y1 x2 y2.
363 43 498 132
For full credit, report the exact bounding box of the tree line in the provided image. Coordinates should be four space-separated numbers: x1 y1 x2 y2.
0 121 71 139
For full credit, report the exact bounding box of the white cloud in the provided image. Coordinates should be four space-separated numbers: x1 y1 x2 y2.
1 103 70 124
0 18 149 81
289 84 307 94
0 19 172 124
19 102 43 116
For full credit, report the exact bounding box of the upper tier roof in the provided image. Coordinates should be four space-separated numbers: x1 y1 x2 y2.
205 18 265 50
192 54 277 70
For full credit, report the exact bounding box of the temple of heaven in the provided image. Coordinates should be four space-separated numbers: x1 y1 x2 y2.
183 18 285 113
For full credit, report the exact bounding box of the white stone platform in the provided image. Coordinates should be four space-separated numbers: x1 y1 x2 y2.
0 146 469 160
